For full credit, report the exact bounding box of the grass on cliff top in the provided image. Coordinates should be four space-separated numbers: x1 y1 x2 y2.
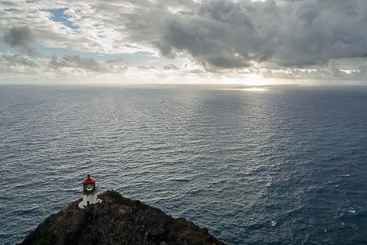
100 189 132 206
36 228 56 245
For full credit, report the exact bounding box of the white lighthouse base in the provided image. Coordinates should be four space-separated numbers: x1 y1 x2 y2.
78 190 102 209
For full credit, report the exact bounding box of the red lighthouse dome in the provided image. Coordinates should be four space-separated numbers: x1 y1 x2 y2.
82 174 96 184
82 174 96 192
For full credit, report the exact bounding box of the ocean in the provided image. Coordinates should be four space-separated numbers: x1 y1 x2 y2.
1 84 367 245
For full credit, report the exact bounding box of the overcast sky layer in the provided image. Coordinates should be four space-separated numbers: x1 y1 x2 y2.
0 0 366 85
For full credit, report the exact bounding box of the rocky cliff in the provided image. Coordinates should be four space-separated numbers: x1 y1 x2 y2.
18 190 226 245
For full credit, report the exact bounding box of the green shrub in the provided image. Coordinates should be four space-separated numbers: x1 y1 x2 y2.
41 229 50 238
36 230 42 240
103 190 125 203
47 232 57 245
171 219 188 231
193 232 206 245
36 229 56 245
37 238 50 245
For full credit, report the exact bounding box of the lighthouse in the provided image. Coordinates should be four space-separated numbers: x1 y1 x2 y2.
79 174 101 209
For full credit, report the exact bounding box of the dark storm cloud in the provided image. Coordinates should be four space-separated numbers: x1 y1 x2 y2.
316 0 357 16
329 61 342 77
163 64 178 70
157 18 251 68
148 0 367 69
359 65 366 75
1 26 41 57
47 54 106 72
198 0 255 29
1 53 39 68
105 57 125 64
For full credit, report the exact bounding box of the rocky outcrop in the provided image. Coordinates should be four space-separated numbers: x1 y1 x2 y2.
19 190 226 245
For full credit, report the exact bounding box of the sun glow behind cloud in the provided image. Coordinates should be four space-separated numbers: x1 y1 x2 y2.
243 74 273 86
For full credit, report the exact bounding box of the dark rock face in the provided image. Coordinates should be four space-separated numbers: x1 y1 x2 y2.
19 190 226 245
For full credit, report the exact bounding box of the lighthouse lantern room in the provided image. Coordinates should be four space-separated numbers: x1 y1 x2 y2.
81 174 98 207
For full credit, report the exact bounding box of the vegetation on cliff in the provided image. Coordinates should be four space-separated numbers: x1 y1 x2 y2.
19 190 226 245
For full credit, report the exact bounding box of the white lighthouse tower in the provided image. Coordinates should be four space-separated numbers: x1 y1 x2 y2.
78 174 101 209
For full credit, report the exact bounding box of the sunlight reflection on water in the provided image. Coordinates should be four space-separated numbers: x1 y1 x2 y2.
240 87 268 91
1 85 367 245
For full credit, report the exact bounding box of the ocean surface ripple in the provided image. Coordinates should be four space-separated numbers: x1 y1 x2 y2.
1 85 367 245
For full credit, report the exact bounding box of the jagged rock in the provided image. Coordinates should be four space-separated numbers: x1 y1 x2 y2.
18 190 226 245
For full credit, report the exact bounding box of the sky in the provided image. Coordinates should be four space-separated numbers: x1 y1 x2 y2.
0 0 367 85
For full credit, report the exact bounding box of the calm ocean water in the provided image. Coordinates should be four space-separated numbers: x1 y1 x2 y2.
1 84 367 245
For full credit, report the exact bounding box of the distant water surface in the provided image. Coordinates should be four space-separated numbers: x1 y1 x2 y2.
1 85 367 245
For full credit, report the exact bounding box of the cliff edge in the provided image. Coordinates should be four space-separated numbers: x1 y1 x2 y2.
18 190 226 245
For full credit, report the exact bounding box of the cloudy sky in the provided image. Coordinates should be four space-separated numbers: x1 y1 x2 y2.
1 0 367 85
